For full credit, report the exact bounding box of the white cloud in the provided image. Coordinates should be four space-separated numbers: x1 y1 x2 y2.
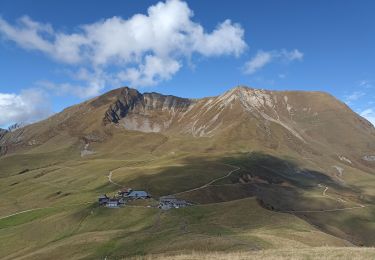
344 91 365 104
0 0 247 96
281 49 304 61
0 89 52 127
191 19 246 57
243 51 273 74
38 68 110 98
243 49 303 75
0 16 54 54
359 80 373 89
344 80 374 104
117 55 181 87
360 108 375 126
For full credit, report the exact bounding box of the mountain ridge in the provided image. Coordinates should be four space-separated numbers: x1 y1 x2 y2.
0 85 374 160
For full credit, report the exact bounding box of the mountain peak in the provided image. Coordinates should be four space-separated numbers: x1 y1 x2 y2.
218 85 274 109
226 85 255 94
222 85 273 100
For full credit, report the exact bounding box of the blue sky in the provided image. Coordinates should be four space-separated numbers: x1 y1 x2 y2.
0 0 374 127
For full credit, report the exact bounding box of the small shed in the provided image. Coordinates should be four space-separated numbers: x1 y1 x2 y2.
106 199 120 208
127 190 150 199
98 194 109 205
160 196 178 203
159 196 189 210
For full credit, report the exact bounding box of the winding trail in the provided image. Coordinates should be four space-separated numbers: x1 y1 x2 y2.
107 157 160 188
0 202 92 221
0 208 44 221
283 185 367 213
107 169 124 187
170 164 241 196
284 204 366 213
107 163 241 198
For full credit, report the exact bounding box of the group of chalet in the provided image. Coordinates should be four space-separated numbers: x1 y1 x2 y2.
98 187 190 210
98 187 150 208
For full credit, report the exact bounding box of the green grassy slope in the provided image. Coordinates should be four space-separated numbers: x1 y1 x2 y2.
0 146 374 259
0 198 352 260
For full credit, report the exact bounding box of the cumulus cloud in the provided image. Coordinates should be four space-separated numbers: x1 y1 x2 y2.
0 89 52 127
243 49 303 75
360 109 375 126
117 56 181 87
37 68 111 98
0 0 247 96
243 51 273 75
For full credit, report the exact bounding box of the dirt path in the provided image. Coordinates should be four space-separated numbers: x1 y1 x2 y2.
0 208 44 221
106 157 158 188
107 161 241 198
0 202 92 221
318 184 347 203
171 164 241 196
285 185 366 213
107 169 124 187
284 204 366 213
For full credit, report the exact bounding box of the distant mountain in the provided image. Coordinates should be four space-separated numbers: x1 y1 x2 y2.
1 86 374 169
7 122 26 132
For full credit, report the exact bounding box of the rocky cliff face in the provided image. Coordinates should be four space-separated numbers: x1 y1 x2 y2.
103 88 194 133
7 122 26 132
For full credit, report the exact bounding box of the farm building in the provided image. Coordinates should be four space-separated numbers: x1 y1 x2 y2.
98 194 109 205
127 190 150 199
159 196 189 210
106 199 120 208
98 194 126 208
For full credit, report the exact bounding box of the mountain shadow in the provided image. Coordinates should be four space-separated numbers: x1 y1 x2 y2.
121 151 374 246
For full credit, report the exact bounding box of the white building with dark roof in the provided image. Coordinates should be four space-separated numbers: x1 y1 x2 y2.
127 190 150 199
